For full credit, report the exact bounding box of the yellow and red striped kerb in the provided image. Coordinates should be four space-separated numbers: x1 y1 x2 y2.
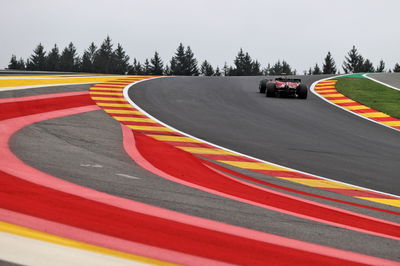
314 80 400 131
89 77 400 208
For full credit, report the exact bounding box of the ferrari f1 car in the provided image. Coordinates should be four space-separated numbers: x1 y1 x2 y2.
259 77 308 99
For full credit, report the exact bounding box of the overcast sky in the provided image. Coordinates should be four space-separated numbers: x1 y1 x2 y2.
1 0 399 73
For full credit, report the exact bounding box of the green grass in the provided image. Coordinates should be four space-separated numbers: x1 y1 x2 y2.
335 77 400 119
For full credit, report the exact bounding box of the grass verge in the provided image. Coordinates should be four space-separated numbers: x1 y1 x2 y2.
335 77 400 119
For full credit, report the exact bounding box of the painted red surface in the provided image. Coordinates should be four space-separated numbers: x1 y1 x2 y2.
0 91 88 104
200 159 400 215
0 87 398 265
3 170 380 265
0 93 94 120
0 208 221 265
133 133 400 239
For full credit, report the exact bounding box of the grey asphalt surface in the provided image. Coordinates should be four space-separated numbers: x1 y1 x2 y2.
0 84 91 99
368 73 400 89
129 76 400 195
3 77 400 260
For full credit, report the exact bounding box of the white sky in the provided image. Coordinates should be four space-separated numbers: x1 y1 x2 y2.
1 0 399 73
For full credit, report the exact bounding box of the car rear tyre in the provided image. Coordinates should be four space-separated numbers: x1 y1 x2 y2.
266 83 276 97
259 79 267 93
297 84 308 99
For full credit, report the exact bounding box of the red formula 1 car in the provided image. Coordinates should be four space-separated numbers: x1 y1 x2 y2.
259 77 308 99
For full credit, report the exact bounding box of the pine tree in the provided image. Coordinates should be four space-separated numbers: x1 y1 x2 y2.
93 36 114 73
26 59 33 70
269 60 282 75
170 43 199 75
164 64 171 75
227 66 234 76
8 55 19 69
268 60 294 75
17 58 26 69
231 48 246 75
342 45 364 73
393 63 400 72
113 43 130 74
46 44 60 71
60 42 78 72
142 59 151 75
214 66 221 76
281 60 293 75
223 62 229 76
307 67 312 75
376 60 385 72
251 60 262 75
241 51 253 75
362 59 375 72
231 49 261 76
74 56 82 72
81 52 92 73
149 51 164 75
170 43 186 75
322 51 337 74
312 63 322 74
81 42 97 73
200 60 215 76
184 46 199 75
28 43 46 70
128 58 143 75
263 63 271 76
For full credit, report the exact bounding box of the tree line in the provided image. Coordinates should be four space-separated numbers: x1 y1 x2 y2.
8 36 400 75
305 46 400 75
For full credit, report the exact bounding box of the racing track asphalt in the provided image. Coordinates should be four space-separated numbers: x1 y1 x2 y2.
129 75 400 195
4 78 400 260
367 72 400 89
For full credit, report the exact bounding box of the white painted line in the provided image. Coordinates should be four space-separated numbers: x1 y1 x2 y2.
0 75 126 80
0 75 130 92
310 76 400 133
123 76 400 199
364 73 400 92
0 231 147 266
0 83 98 92
80 163 103 168
116 173 141 180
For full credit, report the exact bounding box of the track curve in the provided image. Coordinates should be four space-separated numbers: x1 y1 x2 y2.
367 73 400 90
2 75 399 264
129 76 400 195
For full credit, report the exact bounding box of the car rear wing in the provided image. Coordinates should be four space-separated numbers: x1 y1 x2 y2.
275 78 301 82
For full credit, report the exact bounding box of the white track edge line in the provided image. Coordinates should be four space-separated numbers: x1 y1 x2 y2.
124 76 400 199
364 73 400 92
0 82 99 92
0 75 127 80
